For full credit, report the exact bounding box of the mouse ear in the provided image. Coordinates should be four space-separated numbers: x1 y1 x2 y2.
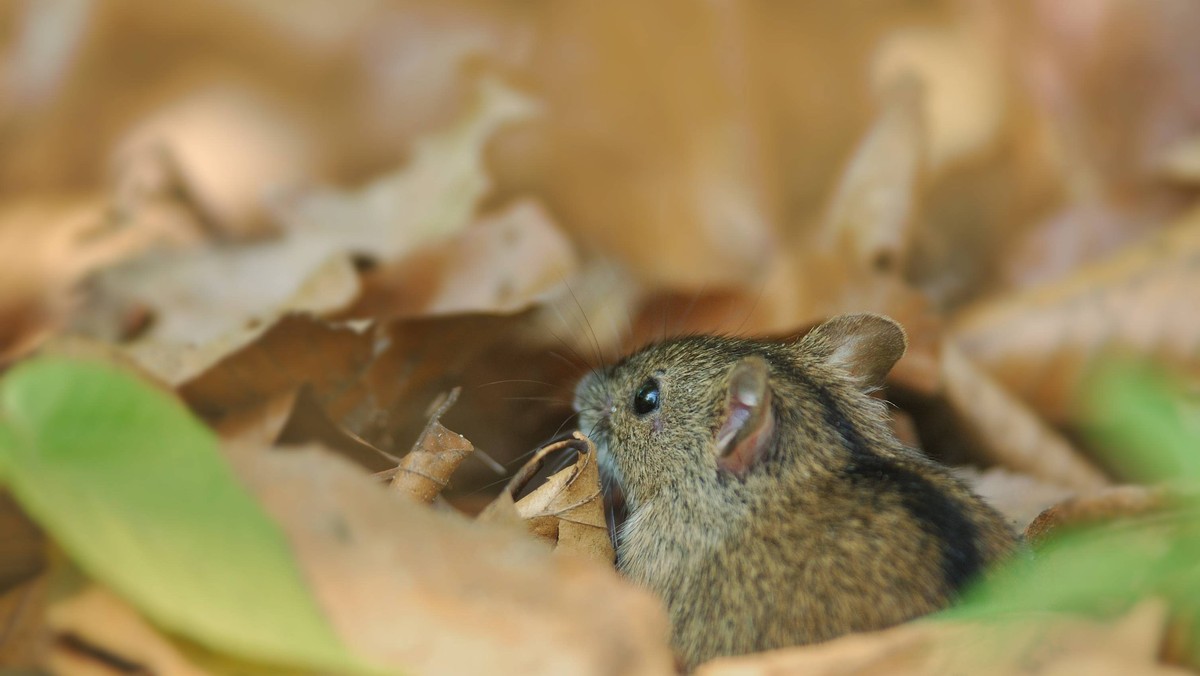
715 356 776 476
797 313 907 389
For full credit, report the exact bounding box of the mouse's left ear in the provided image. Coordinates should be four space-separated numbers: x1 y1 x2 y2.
715 356 775 476
796 313 907 390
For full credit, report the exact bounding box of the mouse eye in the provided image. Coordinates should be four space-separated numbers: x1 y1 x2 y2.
633 378 661 415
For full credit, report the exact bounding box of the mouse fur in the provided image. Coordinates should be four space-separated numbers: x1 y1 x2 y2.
573 313 1016 668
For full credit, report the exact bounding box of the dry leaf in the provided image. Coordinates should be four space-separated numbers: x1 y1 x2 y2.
0 492 45 593
388 389 476 503
113 85 313 239
1023 485 1172 546
0 574 48 669
871 2 1006 173
81 76 532 351
530 1 776 291
216 385 394 474
0 199 157 363
229 444 673 675
695 601 1185 676
940 343 1109 491
820 76 925 274
348 199 578 320
953 210 1200 425
955 467 1076 534
480 433 614 565
1159 134 1200 184
180 315 377 425
46 582 216 676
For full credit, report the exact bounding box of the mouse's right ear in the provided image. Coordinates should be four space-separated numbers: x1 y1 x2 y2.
796 313 907 390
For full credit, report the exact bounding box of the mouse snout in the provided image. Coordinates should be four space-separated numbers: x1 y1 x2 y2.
573 369 613 415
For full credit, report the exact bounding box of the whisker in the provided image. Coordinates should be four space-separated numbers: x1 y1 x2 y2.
477 378 558 389
564 277 608 367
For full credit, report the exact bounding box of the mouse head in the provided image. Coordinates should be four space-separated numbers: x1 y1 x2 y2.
573 313 906 508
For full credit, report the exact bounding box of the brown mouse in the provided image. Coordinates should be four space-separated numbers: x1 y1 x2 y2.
573 313 1016 668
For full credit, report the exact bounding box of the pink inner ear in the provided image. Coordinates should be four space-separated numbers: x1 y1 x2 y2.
715 361 774 476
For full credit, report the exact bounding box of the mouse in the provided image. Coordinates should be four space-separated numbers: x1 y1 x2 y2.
573 313 1017 668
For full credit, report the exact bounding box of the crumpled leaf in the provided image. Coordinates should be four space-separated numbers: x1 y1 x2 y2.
1023 485 1171 546
84 76 535 349
180 314 377 424
479 433 614 565
0 358 363 672
387 388 477 503
348 198 578 320
953 209 1200 426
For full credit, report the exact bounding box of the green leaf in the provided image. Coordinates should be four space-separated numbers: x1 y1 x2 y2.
0 358 370 672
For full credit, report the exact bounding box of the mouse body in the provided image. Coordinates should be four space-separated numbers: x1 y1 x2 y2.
573 314 1016 668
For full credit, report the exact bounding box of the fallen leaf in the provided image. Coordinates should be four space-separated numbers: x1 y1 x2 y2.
695 601 1184 676
480 433 614 565
0 492 45 593
112 84 313 239
1159 134 1200 184
871 2 1007 173
179 315 377 425
820 75 925 275
81 76 534 350
0 573 47 669
0 199 157 363
388 388 476 503
939 343 1108 491
232 443 673 675
956 466 1076 534
953 209 1200 426
348 198 578 320
1023 485 1171 545
46 579 226 676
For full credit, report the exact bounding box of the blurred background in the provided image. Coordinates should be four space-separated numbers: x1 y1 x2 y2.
2 0 1200 499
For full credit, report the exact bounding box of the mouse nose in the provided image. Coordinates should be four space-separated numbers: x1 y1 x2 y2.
573 369 612 414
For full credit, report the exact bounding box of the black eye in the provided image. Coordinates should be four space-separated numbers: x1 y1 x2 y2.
633 378 660 415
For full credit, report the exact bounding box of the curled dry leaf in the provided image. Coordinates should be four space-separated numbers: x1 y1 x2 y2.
695 600 1185 676
230 445 672 675
940 343 1109 491
1023 484 1172 546
953 209 1200 425
387 388 476 503
955 466 1075 534
820 75 925 275
479 433 614 565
